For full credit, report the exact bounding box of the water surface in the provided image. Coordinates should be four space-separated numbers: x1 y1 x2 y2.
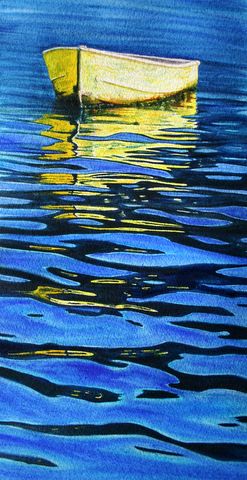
0 1 246 478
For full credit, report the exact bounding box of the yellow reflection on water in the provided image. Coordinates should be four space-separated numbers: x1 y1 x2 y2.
9 349 95 358
8 346 167 361
91 279 127 285
33 94 198 263
40 172 176 188
74 140 192 172
80 93 197 139
37 92 197 172
36 115 79 160
31 285 157 313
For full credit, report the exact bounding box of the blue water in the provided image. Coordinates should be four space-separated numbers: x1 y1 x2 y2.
0 1 247 478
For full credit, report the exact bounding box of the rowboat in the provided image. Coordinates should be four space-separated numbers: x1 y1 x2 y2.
43 46 200 105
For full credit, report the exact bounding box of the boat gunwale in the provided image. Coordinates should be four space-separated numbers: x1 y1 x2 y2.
95 76 198 95
42 46 200 68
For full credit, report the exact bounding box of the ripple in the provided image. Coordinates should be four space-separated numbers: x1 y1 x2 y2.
0 451 57 468
1 420 246 462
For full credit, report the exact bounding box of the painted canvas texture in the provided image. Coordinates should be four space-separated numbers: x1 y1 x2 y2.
0 1 246 479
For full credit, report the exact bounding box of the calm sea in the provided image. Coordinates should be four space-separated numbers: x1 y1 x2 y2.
0 0 246 478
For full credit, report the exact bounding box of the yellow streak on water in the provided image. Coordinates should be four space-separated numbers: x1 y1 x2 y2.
44 205 118 211
40 173 75 184
29 245 66 252
79 225 184 233
9 349 94 358
167 286 190 289
53 190 103 196
31 285 157 313
40 172 179 188
78 225 183 233
54 212 116 222
91 279 127 284
120 218 181 228
32 286 96 299
60 270 78 278
149 186 189 191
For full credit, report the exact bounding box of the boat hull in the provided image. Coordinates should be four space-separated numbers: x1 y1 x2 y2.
43 47 199 105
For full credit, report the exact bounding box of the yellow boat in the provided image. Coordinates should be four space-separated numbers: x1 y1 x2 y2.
43 46 200 105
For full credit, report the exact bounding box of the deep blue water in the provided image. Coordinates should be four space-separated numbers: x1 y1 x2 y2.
0 0 247 478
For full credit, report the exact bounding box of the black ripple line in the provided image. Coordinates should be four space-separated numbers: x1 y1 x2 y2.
1 421 246 462
0 451 57 467
236 416 247 424
0 366 119 403
173 321 247 340
1 340 246 360
166 369 247 394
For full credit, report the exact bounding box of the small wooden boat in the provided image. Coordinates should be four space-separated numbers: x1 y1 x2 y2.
43 46 200 105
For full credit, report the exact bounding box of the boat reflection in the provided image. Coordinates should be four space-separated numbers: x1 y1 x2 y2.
27 94 199 310
34 92 198 236
37 92 198 171
36 112 79 161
